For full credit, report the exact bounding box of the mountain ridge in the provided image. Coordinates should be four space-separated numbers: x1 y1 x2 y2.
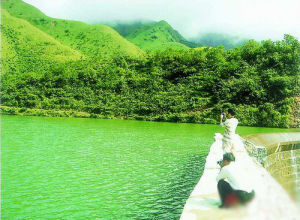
1 0 144 58
1 8 84 74
111 20 200 51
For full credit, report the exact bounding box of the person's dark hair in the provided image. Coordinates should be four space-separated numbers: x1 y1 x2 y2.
227 108 235 116
223 152 235 162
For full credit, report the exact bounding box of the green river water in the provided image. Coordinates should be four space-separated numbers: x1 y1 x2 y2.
1 115 297 219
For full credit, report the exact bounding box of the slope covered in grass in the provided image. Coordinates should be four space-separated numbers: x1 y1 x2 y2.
1 0 144 58
114 21 191 51
1 9 84 74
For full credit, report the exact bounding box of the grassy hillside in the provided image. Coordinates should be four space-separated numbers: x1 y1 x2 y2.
1 0 144 58
1 9 84 74
113 21 190 51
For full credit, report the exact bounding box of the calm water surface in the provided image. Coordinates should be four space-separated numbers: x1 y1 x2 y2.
1 115 297 219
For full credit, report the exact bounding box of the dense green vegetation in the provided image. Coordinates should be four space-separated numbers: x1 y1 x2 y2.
1 0 299 128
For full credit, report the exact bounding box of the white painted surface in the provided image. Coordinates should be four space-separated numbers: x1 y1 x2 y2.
180 133 300 220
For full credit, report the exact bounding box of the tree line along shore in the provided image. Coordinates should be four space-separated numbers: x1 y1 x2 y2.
1 35 299 128
1 1 299 128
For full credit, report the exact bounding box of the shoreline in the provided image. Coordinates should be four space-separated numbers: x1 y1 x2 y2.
1 106 298 129
0 105 229 125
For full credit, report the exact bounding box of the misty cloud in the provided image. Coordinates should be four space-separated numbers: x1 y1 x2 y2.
24 0 300 40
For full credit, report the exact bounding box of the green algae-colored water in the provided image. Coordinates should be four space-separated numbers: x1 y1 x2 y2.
1 115 297 219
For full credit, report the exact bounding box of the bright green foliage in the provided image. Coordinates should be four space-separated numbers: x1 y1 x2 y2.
2 35 299 128
114 21 190 51
1 0 144 58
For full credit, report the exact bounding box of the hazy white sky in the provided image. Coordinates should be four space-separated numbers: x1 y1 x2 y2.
24 0 300 40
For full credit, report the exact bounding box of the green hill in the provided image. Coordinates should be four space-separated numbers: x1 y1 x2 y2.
112 21 193 51
1 0 144 58
112 21 155 37
1 9 84 74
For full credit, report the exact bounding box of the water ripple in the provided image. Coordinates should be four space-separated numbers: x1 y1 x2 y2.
2 115 219 219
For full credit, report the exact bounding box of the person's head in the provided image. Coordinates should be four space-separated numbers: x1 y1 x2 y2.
227 109 235 118
222 152 235 166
